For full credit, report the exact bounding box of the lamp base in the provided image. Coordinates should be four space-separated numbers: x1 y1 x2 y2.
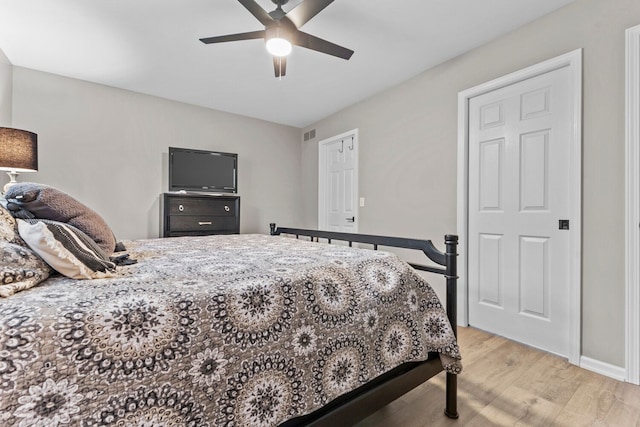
3 171 18 194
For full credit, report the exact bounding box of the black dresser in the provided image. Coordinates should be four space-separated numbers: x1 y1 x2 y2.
161 193 240 237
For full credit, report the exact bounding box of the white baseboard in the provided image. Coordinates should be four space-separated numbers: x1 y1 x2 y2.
579 356 627 382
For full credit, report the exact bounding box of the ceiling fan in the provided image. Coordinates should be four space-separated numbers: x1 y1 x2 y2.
200 0 354 78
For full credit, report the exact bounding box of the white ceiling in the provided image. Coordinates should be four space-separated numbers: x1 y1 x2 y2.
0 0 576 128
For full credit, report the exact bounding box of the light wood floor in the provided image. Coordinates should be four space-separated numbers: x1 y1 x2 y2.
356 327 640 426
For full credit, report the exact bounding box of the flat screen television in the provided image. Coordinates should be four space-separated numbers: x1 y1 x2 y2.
169 147 238 193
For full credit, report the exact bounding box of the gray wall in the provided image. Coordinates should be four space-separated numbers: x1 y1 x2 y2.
0 48 11 126
302 0 639 367
9 67 302 240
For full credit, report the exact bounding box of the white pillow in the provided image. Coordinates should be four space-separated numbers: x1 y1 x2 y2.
17 219 116 280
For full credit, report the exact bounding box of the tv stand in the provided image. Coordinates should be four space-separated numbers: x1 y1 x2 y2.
161 193 240 237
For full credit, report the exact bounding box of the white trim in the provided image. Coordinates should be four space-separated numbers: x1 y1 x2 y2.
580 356 627 382
318 129 359 232
625 25 640 385
457 49 583 365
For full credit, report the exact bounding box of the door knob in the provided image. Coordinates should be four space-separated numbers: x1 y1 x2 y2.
346 216 355 222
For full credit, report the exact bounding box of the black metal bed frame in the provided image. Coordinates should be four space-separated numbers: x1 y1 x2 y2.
269 224 459 426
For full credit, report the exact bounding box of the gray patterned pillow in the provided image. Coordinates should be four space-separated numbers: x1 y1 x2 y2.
5 183 116 254
0 240 52 297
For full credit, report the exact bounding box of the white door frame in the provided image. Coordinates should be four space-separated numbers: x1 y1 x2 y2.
318 129 359 231
625 24 640 385
457 49 582 365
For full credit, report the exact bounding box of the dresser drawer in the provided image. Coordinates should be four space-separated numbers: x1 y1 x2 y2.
168 215 238 232
167 197 237 216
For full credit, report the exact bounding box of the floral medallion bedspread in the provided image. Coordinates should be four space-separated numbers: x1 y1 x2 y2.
0 234 461 426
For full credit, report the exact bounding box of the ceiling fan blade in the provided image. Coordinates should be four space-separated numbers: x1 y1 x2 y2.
238 0 274 26
200 30 265 44
286 0 335 29
294 31 353 60
273 56 287 78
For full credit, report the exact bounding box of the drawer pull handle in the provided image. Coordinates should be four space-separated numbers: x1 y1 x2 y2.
224 206 230 212
178 204 184 212
198 221 213 226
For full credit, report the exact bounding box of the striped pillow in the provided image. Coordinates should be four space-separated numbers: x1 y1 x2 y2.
17 219 116 280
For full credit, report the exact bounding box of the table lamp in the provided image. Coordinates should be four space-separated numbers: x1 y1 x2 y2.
0 127 38 194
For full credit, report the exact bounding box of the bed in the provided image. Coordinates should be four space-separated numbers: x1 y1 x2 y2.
0 216 461 425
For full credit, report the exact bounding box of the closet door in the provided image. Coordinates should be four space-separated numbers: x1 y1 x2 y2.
468 66 573 357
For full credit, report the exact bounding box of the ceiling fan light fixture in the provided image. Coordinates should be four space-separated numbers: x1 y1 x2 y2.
265 26 292 57
266 37 292 56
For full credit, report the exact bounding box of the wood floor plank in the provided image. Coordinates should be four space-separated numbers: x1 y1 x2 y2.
551 408 606 426
355 327 640 427
603 399 640 426
612 381 640 411
454 338 545 407
562 374 617 419
466 384 563 426
512 352 583 406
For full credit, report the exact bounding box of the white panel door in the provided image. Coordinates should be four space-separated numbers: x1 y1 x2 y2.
468 67 572 356
319 132 358 232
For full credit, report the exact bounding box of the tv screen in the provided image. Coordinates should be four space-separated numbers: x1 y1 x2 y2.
169 147 237 193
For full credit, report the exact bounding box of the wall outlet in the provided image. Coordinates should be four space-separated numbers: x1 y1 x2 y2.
359 197 365 207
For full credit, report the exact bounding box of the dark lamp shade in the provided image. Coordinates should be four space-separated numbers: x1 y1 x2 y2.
0 127 38 172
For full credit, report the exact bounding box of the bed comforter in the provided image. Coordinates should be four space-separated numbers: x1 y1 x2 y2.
0 234 461 426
